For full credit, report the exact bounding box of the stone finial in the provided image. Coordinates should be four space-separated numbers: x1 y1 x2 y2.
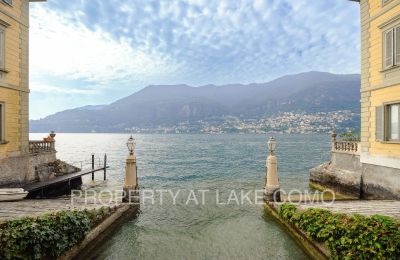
331 132 337 142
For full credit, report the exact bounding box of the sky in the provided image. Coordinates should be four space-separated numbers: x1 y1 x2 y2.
29 0 361 119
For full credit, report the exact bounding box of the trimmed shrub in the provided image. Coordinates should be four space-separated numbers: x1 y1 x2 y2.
278 204 400 259
0 207 111 260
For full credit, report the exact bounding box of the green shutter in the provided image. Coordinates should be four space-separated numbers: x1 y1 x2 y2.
396 27 400 65
385 30 394 68
376 106 384 141
0 104 2 141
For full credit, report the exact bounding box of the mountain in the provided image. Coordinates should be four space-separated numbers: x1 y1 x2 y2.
30 71 361 133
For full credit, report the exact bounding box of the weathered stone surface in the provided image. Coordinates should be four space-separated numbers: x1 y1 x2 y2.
331 153 361 172
0 154 29 187
27 151 57 183
362 163 400 200
310 151 400 200
310 162 361 198
35 159 80 182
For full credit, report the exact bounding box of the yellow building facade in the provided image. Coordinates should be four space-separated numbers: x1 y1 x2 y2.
358 0 400 198
0 0 44 186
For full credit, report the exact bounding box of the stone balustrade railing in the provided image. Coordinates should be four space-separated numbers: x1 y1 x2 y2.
29 141 56 154
331 133 360 155
333 141 359 154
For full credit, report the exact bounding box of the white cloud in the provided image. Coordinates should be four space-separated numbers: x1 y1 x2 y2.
30 5 183 85
29 0 361 119
30 83 99 95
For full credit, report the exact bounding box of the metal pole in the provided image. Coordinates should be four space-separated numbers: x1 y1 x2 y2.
104 153 107 180
92 154 95 180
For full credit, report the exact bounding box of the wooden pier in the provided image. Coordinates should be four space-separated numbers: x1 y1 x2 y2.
23 154 109 197
23 166 109 193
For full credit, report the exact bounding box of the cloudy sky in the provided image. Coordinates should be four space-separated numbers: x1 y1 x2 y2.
29 0 360 119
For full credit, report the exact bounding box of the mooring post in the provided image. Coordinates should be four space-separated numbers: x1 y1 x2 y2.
91 154 95 181
104 153 107 180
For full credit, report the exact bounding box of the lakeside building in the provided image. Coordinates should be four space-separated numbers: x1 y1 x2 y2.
358 0 400 197
0 0 51 187
311 0 400 199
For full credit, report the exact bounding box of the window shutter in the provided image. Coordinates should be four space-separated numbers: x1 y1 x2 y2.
0 104 2 141
385 30 394 68
0 29 4 69
396 27 400 65
376 106 384 141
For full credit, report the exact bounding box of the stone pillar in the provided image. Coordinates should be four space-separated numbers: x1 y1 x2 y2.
264 154 280 202
331 132 337 151
123 153 139 203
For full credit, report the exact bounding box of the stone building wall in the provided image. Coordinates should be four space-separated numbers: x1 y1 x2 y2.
0 0 32 187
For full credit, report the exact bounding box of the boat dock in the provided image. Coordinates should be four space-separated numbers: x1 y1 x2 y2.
23 154 109 197
23 166 109 193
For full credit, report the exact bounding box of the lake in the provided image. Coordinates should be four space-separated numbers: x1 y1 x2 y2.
30 133 331 259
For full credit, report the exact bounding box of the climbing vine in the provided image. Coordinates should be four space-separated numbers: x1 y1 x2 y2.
0 207 111 260
278 204 400 259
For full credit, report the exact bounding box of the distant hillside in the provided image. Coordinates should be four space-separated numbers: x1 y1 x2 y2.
30 71 361 133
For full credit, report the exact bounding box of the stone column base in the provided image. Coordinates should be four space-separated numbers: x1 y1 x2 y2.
123 186 140 204
264 188 281 202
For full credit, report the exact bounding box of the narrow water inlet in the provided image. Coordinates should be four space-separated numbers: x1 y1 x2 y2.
29 133 331 259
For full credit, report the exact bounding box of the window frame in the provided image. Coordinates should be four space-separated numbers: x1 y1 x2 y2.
382 24 400 70
0 102 5 143
0 25 5 71
387 103 400 141
378 102 400 143
2 0 12 6
382 0 394 6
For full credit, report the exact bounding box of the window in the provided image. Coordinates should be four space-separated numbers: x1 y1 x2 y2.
382 0 394 6
383 26 400 69
389 104 400 141
0 26 4 71
0 103 4 142
2 0 12 6
376 103 400 142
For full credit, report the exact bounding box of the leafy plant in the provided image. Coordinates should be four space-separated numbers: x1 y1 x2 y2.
278 204 400 259
339 130 360 141
0 207 111 260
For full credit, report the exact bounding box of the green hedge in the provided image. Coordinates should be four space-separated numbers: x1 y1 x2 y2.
279 204 400 259
0 207 111 260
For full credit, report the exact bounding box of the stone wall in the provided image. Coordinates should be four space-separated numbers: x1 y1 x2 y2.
27 151 57 184
0 153 29 187
0 151 56 187
310 152 362 199
362 163 400 200
310 151 400 200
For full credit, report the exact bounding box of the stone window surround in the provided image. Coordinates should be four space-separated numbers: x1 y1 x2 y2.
0 101 5 144
385 102 400 142
378 14 400 91
381 20 400 71
382 0 395 7
0 19 9 80
1 0 12 7
376 100 400 144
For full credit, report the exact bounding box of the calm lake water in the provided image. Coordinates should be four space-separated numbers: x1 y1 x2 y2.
30 133 330 259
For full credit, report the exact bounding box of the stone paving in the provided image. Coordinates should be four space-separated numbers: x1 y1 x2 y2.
294 200 400 219
0 198 122 221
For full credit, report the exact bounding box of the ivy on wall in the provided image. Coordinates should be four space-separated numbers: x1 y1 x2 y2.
0 207 111 260
279 204 400 259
